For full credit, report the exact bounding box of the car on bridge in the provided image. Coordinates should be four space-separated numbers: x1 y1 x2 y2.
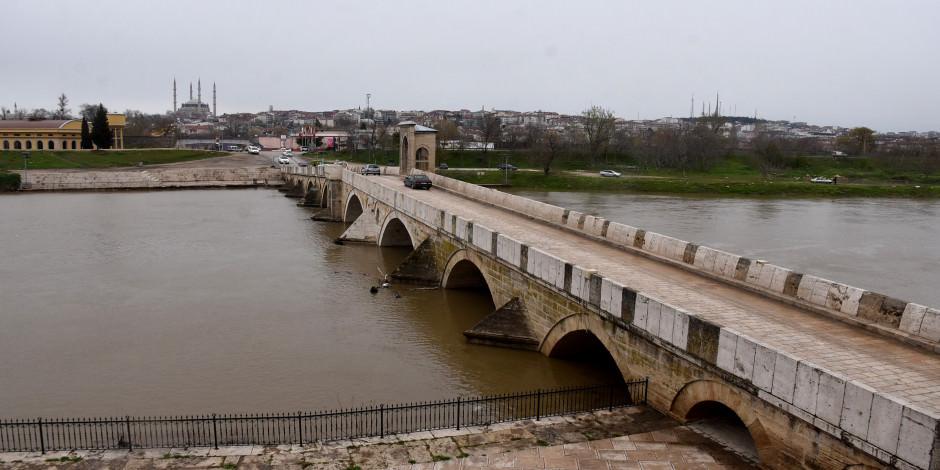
360 164 381 175
404 174 432 190
277 156 291 165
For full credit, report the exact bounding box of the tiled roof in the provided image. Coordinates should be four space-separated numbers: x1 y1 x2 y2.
0 120 72 130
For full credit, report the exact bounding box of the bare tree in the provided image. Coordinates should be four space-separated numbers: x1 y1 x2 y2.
582 106 616 164
54 93 71 119
532 127 567 175
28 108 50 120
480 112 501 154
0 107 8 120
434 119 459 148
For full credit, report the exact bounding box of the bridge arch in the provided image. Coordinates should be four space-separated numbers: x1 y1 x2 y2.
378 213 418 248
670 380 771 464
540 313 631 382
441 249 497 311
344 192 364 223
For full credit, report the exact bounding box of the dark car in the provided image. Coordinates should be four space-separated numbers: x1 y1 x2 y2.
404 174 432 190
438 163 449 170
496 163 518 171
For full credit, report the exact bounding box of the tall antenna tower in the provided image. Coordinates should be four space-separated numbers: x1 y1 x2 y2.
213 82 217 116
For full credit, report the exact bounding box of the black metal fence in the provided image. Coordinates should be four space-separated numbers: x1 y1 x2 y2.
0 380 646 453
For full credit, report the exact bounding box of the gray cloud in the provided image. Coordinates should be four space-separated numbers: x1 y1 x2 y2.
2 0 938 131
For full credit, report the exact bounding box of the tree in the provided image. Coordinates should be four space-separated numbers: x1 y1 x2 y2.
54 93 70 119
529 125 567 175
80 117 93 149
28 108 50 120
79 103 97 120
750 131 786 178
480 112 501 154
582 106 616 164
90 104 113 149
837 127 876 155
1 107 9 120
434 119 459 148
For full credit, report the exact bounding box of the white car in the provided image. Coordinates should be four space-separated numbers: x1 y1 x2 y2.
246 146 260 154
282 150 293 157
599 170 622 177
277 156 291 165
810 176 835 184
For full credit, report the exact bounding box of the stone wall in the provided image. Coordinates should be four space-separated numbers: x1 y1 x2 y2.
24 167 282 191
414 170 940 352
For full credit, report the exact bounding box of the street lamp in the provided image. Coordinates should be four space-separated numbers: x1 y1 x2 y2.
20 151 30 190
504 153 510 186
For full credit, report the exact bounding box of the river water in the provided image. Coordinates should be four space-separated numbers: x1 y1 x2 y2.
510 191 940 307
0 190 615 418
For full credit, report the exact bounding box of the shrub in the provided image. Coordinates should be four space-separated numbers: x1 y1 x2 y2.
0 172 21 191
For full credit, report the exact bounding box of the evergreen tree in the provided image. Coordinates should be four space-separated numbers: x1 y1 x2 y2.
90 104 112 150
80 117 93 149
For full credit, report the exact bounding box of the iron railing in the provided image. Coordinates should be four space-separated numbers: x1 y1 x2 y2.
0 380 647 453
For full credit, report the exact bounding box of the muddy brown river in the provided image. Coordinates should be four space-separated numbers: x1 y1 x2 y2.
0 189 615 418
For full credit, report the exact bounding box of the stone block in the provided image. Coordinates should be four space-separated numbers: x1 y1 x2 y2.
455 216 472 241
693 247 718 273
569 265 594 302
672 310 690 350
746 260 765 285
633 294 650 330
588 273 603 307
621 288 637 323
686 315 720 363
732 335 757 381
793 361 821 414
768 266 792 293
752 342 776 393
797 275 820 302
716 328 739 373
919 308 940 342
783 272 803 296
600 278 624 318
900 303 928 335
840 381 875 440
839 286 866 316
472 224 494 253
605 222 637 247
868 394 903 454
496 234 522 267
815 370 847 426
645 299 662 336
658 305 676 344
897 405 939 470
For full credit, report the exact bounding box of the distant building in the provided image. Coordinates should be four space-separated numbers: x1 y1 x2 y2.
0 114 126 150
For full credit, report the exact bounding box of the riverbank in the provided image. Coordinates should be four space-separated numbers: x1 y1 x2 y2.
0 149 228 171
444 170 940 197
0 408 754 469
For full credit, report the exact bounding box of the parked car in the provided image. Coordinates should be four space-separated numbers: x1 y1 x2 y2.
810 176 835 184
300 146 309 152
438 163 449 170
404 174 432 189
246 145 260 154
277 156 291 164
496 163 518 171
360 164 381 175
599 170 622 177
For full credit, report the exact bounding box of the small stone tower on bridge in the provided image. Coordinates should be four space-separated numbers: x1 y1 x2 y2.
398 121 437 175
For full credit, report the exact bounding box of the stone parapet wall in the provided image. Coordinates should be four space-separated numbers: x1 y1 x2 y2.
24 167 282 191
414 169 940 351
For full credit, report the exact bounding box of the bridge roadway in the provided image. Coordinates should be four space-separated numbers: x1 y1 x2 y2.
367 175 940 417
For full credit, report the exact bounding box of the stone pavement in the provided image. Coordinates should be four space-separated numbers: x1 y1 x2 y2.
369 175 940 417
0 408 753 469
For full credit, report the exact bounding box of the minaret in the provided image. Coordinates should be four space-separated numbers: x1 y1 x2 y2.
213 82 217 116
173 78 177 113
198 79 202 104
189 82 193 101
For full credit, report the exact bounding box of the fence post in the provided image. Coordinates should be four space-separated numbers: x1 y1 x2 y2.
379 405 384 438
125 416 133 452
643 377 649 405
212 414 218 449
456 397 461 430
608 385 614 412
536 389 542 421
37 418 45 454
297 411 303 446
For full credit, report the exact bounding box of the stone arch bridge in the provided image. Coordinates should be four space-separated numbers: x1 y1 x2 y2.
282 164 940 470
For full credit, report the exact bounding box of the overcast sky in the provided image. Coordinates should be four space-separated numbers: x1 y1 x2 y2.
3 0 938 131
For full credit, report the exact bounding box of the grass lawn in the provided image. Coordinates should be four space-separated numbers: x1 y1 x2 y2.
0 149 228 171
445 170 940 198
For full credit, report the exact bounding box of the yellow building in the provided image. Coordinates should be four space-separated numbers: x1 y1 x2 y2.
0 114 126 151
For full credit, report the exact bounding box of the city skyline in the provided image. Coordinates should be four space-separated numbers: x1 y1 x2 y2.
2 0 939 132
